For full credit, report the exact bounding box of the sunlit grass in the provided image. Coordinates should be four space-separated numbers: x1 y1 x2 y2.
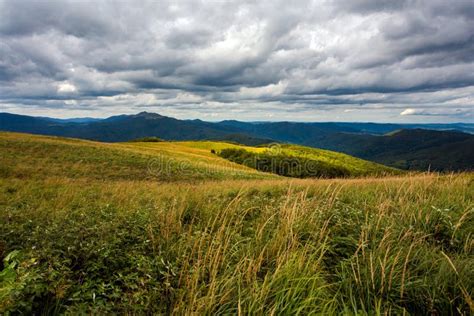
0 132 275 181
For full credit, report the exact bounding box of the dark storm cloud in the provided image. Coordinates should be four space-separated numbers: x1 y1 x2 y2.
0 1 114 37
334 0 409 13
0 0 473 122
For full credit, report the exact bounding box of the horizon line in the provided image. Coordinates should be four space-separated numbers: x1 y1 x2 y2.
1 111 473 125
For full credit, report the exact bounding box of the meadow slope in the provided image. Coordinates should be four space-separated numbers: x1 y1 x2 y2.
0 132 473 314
0 132 396 181
0 132 275 182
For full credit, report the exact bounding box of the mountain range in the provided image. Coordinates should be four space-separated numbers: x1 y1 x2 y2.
1 111 473 171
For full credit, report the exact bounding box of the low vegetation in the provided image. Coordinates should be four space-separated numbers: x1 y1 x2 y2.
218 148 350 178
129 136 164 142
0 132 473 314
217 144 398 178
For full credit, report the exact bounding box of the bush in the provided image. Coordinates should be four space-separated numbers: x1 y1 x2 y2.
129 137 164 142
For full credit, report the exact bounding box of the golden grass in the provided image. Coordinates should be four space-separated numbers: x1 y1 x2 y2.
0 132 276 181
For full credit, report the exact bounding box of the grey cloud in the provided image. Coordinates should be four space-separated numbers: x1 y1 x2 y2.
333 0 410 13
0 0 473 122
0 1 114 38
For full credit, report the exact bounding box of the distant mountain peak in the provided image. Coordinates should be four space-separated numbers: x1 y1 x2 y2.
134 111 164 119
101 111 166 122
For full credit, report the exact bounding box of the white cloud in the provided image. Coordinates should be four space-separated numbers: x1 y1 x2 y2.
400 107 473 118
239 81 288 98
400 108 417 116
57 82 77 94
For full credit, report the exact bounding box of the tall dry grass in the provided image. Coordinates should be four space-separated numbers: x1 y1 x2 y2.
1 173 473 314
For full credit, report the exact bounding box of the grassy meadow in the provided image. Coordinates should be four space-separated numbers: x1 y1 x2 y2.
0 133 275 182
0 132 473 314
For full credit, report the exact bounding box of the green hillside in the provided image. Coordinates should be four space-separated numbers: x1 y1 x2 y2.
216 144 399 178
0 133 399 181
279 144 399 175
0 133 396 182
1 132 473 314
0 132 275 182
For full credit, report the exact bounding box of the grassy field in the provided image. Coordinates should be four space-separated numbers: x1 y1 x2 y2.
0 132 395 181
0 132 276 182
175 141 397 177
276 144 398 176
1 132 473 314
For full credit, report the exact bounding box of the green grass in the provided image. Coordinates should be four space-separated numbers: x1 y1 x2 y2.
0 132 473 314
0 132 394 181
276 144 399 176
180 141 399 178
217 146 398 178
0 132 275 181
172 140 268 153
128 136 164 142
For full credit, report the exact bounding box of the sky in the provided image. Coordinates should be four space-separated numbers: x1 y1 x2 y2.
0 0 473 122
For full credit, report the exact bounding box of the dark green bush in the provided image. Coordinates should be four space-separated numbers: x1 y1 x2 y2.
129 137 164 142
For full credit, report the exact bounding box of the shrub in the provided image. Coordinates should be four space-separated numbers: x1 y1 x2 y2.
129 137 164 142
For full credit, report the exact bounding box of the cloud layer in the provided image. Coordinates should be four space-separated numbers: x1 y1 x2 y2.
0 0 473 122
